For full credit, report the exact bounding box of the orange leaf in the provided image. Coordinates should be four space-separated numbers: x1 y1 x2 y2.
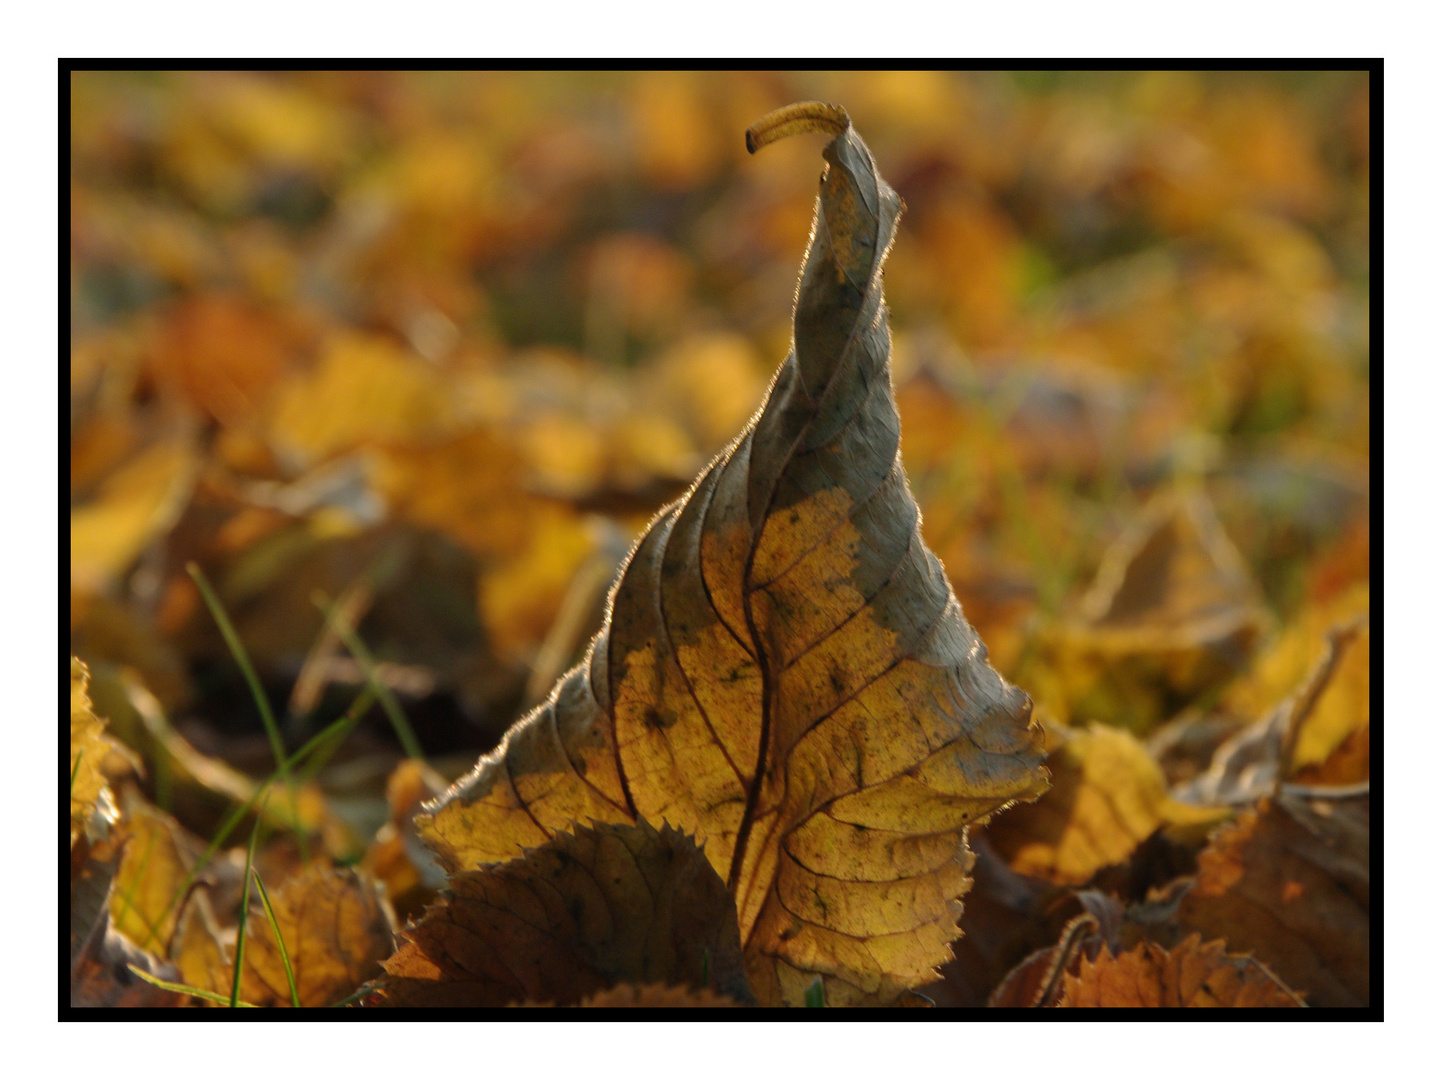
1178 792 1368 1006
1058 934 1303 1008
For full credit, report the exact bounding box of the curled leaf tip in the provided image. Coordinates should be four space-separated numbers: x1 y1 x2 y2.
745 101 851 154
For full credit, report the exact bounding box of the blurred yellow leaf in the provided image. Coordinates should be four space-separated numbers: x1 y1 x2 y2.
71 437 197 594
268 330 450 466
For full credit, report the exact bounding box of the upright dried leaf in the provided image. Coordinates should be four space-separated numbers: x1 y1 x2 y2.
239 867 396 1007
374 819 752 1007
1057 935 1303 1008
1178 792 1368 1006
418 104 1048 1006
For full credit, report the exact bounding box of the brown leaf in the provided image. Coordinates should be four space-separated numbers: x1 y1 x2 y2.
1057 934 1303 1007
373 819 752 1007
985 722 1226 886
1178 792 1368 1006
239 866 396 1007
418 103 1048 1007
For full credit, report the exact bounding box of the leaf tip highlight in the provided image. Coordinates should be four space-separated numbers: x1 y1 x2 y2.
745 101 851 154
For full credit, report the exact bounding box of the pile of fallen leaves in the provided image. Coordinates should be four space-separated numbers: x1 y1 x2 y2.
69 73 1368 1008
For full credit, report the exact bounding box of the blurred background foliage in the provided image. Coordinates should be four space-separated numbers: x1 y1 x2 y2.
70 71 1368 852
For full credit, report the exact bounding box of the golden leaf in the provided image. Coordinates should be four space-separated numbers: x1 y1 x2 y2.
418 104 1048 1006
374 819 752 1007
172 891 232 1006
239 866 396 1007
70 658 119 848
109 797 202 954
984 722 1227 885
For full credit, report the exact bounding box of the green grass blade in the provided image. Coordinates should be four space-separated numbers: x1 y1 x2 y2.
70 749 83 799
146 692 374 947
188 562 308 862
229 800 266 1008
804 976 825 1008
126 966 259 1007
314 591 425 761
252 869 300 1008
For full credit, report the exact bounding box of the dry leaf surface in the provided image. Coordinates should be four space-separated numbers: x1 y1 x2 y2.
375 819 751 1007
416 106 1048 1007
1058 934 1302 1007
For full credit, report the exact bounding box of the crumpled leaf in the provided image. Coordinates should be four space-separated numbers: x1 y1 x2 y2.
984 722 1227 886
70 657 119 847
418 103 1048 1006
239 866 396 1007
1057 934 1303 1007
70 435 198 595
373 819 752 1007
1178 791 1367 1006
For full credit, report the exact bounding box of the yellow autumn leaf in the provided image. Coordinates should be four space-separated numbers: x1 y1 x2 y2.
70 438 197 595
984 722 1227 885
70 658 119 847
239 866 396 1007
